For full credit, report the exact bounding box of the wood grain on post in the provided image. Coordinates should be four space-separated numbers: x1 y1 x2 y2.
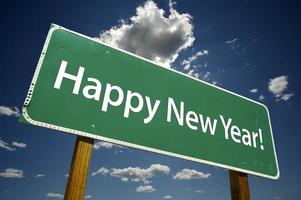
64 136 94 200
229 170 250 200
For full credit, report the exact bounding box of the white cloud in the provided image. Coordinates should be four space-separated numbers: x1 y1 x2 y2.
268 76 288 95
187 69 199 79
136 185 156 193
85 195 92 199
163 195 173 199
0 138 27 151
225 38 239 50
0 138 16 151
35 174 45 178
0 168 24 178
268 76 294 101
0 106 19 117
114 149 123 154
278 93 294 101
93 141 124 150
225 38 238 44
99 0 195 67
186 69 213 82
181 50 209 70
249 88 258 93
181 49 211 82
195 190 205 194
91 167 110 176
12 141 27 148
110 164 170 184
259 94 265 101
173 169 211 180
93 141 116 150
46 192 64 199
212 81 218 85
203 71 211 80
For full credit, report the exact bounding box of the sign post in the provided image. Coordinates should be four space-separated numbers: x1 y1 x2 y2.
229 170 250 200
64 136 94 200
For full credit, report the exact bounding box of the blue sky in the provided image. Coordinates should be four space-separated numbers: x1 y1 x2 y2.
1 0 300 199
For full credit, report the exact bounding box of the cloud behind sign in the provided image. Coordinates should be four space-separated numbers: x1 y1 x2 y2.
99 0 194 67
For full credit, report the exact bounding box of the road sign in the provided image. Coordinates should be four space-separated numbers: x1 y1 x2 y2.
20 24 279 179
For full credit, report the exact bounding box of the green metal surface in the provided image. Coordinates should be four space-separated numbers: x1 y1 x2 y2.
20 25 279 179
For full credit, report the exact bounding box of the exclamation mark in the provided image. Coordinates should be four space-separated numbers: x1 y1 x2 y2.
259 129 264 150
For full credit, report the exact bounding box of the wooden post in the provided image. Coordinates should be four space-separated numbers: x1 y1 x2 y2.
64 136 94 200
229 170 250 200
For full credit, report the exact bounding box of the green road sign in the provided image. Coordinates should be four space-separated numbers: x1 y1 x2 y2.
20 24 279 179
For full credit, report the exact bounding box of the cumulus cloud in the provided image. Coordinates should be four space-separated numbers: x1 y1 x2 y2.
35 174 46 178
0 138 16 151
110 164 170 184
181 50 208 70
91 167 110 176
268 76 288 95
173 169 211 180
46 192 64 199
163 195 173 199
136 185 156 193
249 88 258 93
99 0 195 67
12 142 27 148
0 168 24 178
268 76 294 101
0 106 19 117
